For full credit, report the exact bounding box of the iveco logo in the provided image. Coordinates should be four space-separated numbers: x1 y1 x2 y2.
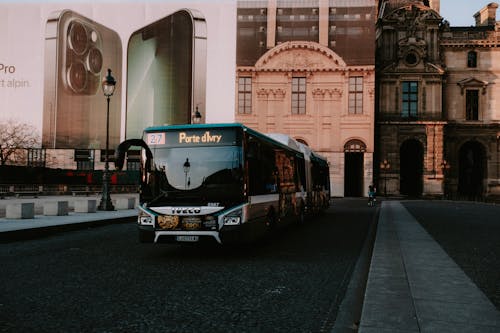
171 207 201 215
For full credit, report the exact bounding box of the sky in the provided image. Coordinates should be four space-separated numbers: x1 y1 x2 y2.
440 0 496 26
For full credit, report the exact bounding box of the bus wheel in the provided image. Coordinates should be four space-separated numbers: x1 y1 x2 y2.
266 209 276 231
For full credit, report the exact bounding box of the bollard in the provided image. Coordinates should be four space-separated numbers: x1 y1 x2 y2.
115 197 136 210
6 202 35 219
43 201 69 216
74 200 97 213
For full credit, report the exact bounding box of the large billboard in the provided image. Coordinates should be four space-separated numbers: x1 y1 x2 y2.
0 0 236 149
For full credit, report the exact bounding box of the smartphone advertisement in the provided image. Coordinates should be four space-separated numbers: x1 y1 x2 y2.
0 0 236 150
127 8 207 140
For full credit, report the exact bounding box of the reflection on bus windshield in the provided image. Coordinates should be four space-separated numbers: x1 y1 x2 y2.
151 146 243 189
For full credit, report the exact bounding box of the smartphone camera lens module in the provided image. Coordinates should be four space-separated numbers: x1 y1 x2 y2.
87 47 103 74
90 30 98 43
67 61 88 93
69 21 88 55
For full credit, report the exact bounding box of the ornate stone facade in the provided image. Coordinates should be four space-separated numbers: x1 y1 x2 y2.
236 1 376 197
236 40 375 197
377 0 500 199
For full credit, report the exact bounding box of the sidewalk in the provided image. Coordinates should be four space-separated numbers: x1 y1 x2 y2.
0 194 138 242
359 201 500 333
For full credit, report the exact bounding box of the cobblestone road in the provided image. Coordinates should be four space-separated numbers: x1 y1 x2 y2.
0 198 373 333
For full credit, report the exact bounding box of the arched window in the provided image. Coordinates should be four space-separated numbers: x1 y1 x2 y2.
467 51 477 68
344 139 366 152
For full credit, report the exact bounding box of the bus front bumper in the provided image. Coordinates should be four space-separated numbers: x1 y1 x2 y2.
138 221 265 245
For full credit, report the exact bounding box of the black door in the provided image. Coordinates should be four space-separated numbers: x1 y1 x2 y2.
400 139 423 196
344 152 363 197
458 141 485 199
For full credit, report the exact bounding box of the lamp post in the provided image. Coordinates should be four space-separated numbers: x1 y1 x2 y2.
183 158 190 189
380 159 391 197
98 69 116 211
441 159 451 199
192 104 202 124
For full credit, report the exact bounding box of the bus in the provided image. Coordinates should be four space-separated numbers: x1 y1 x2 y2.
115 123 330 244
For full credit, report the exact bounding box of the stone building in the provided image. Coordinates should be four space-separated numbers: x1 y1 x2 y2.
376 0 500 199
235 0 377 197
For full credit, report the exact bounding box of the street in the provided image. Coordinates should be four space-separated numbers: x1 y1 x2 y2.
0 198 374 333
402 200 500 310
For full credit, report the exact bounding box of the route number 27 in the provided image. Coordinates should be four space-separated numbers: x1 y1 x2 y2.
147 133 166 145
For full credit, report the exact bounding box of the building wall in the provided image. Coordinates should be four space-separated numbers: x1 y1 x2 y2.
376 1 500 199
236 41 375 196
441 20 500 198
236 0 376 197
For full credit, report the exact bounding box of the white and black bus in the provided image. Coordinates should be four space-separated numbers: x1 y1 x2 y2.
115 123 330 244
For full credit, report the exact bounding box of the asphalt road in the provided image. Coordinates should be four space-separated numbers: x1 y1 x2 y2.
402 200 500 311
0 198 373 333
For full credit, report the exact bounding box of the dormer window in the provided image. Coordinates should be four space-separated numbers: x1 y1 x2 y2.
467 51 477 68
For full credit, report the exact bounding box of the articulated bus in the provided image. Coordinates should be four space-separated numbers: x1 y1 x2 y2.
115 123 330 244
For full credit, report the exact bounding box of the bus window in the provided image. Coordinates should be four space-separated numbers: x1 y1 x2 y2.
247 139 277 195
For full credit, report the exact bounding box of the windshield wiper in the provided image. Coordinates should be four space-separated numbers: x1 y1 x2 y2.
146 190 170 207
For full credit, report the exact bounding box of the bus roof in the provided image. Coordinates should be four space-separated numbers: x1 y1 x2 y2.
144 123 247 132
144 123 327 161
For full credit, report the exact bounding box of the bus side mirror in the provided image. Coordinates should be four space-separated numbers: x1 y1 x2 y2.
114 139 153 171
115 143 127 170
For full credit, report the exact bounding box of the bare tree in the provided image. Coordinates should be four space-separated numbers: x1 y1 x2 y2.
0 119 40 166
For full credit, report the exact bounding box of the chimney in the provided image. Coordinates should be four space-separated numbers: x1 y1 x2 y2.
474 2 499 26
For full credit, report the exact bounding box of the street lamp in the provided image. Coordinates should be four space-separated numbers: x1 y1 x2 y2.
192 104 202 124
98 69 116 211
183 158 191 189
441 159 451 199
380 159 391 197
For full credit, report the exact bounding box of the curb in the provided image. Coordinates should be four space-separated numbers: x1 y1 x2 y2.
330 204 380 333
0 216 135 243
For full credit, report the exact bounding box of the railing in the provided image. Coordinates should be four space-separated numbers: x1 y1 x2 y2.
0 184 139 198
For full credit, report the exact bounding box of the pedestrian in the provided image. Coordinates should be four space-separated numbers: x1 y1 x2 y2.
368 184 376 206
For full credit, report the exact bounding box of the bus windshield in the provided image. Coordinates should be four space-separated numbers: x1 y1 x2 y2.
144 145 244 206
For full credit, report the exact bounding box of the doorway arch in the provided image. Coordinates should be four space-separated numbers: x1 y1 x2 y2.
400 139 424 196
344 139 366 197
458 141 486 199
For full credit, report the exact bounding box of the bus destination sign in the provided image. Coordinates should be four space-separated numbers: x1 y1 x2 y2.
146 128 239 147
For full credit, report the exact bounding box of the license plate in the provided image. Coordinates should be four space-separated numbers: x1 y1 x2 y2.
176 235 199 242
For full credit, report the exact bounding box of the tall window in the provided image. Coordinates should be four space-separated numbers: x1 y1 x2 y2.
238 77 252 114
275 6 319 44
236 6 268 66
467 51 477 68
466 90 479 120
126 150 141 171
75 149 94 170
27 148 46 167
402 81 418 118
349 77 363 114
292 77 306 114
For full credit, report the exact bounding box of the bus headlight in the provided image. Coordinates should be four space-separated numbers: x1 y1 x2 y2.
224 216 241 225
223 209 242 225
138 211 154 225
